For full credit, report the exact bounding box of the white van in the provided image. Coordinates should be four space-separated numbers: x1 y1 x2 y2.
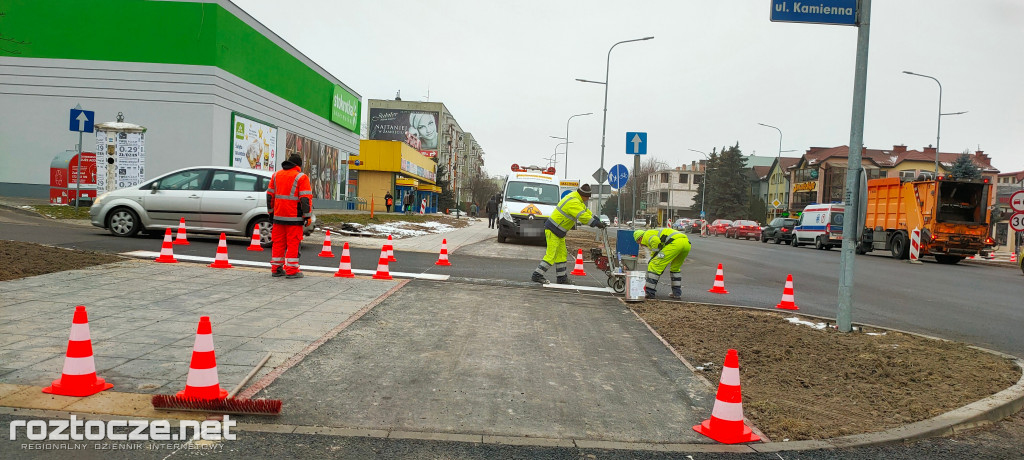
497 164 561 243
792 203 844 250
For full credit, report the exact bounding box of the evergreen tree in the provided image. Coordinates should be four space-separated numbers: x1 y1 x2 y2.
950 152 982 180
706 143 749 220
435 168 457 212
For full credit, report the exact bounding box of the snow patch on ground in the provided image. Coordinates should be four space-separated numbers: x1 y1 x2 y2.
785 317 828 330
355 221 458 238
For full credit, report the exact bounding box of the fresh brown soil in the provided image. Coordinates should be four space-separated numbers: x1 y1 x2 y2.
631 302 1020 441
0 240 124 281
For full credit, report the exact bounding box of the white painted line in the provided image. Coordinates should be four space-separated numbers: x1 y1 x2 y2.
120 251 449 280
544 283 615 293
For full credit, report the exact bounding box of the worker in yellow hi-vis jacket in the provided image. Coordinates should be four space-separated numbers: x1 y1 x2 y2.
634 227 691 299
531 184 607 284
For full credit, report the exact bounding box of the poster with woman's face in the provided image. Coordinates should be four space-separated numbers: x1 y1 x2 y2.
285 132 340 200
368 108 440 153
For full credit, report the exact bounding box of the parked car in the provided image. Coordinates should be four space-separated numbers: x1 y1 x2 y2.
761 217 799 244
685 219 705 234
673 218 691 231
628 219 647 228
599 214 611 226
708 219 733 236
725 220 762 239
89 166 314 245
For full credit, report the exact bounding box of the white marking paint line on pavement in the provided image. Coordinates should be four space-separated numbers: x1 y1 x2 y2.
543 283 615 293
120 251 449 281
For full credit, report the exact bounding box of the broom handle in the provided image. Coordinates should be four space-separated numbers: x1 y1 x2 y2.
227 352 272 399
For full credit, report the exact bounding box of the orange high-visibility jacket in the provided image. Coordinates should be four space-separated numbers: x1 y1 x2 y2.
266 166 312 225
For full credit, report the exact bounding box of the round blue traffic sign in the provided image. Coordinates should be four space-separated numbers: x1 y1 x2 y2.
609 164 629 190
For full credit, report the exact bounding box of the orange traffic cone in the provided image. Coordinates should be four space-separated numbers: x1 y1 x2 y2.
318 230 335 257
247 228 263 251
176 316 227 400
173 217 190 245
435 239 452 266
42 306 114 397
775 274 799 310
708 263 728 294
386 235 396 262
208 233 233 268
570 248 587 276
693 349 760 444
1011 252 1018 263
334 242 355 278
372 245 392 280
155 228 178 263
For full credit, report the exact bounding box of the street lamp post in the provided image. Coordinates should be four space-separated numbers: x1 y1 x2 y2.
689 149 711 236
562 113 592 180
577 36 654 220
758 123 783 221
902 71 966 176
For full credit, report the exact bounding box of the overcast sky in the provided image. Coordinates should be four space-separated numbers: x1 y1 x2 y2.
231 0 1023 180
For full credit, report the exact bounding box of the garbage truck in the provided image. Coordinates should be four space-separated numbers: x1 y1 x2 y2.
858 175 995 264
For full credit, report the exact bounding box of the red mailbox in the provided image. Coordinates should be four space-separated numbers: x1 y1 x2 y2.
50 150 97 205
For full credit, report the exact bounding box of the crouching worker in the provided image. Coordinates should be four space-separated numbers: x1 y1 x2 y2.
531 184 607 284
634 228 691 299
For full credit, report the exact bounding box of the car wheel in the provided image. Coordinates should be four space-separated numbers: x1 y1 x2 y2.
106 207 141 237
761 234 768 243
249 217 272 246
792 235 801 247
774 237 783 244
815 237 825 250
497 232 507 243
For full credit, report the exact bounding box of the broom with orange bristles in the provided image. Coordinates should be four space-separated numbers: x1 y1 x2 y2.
152 352 281 415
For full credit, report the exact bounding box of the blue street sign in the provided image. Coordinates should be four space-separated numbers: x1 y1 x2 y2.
770 0 857 26
608 164 629 190
625 132 647 155
560 189 572 199
69 109 95 133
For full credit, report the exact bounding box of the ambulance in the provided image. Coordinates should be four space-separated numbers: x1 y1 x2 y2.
497 164 562 243
791 202 844 250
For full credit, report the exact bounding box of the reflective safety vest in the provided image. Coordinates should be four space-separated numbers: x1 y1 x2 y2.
266 166 312 225
544 191 596 238
637 228 687 251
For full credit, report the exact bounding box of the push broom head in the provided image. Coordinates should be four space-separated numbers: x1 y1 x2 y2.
151 394 282 415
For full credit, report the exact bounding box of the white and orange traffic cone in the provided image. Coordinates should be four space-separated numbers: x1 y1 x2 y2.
247 228 264 251
775 274 799 310
42 306 114 397
570 248 587 276
334 242 355 278
176 316 227 400
386 234 396 262
708 263 728 294
372 245 392 280
435 239 452 266
1011 252 1018 263
209 233 233 269
693 349 760 444
155 228 178 263
318 230 335 258
173 217 190 245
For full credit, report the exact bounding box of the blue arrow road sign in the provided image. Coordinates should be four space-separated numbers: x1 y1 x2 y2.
770 0 857 26
608 164 629 190
626 132 647 155
70 109 95 133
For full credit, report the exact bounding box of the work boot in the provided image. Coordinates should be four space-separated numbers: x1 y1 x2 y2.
285 271 304 279
272 267 285 277
556 276 574 285
531 272 549 284
668 293 681 300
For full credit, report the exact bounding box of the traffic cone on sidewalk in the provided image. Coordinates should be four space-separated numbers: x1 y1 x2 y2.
1011 252 1018 263
246 228 264 251
570 248 587 276
209 233 233 269
42 306 114 397
385 234 396 262
435 239 452 266
372 245 392 280
708 264 728 294
693 349 760 444
318 230 336 258
334 242 355 278
173 217 189 245
155 228 178 263
176 316 227 400
775 274 799 310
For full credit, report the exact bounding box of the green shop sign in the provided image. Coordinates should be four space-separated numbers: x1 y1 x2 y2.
331 85 360 133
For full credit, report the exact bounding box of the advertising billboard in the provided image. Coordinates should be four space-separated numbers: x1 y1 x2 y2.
330 84 360 133
231 112 278 172
286 132 341 200
368 108 440 156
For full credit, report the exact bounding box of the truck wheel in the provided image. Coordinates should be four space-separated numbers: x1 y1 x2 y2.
935 255 964 265
890 233 909 259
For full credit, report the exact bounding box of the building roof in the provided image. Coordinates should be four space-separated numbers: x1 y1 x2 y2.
998 170 1024 182
752 166 772 180
792 145 999 173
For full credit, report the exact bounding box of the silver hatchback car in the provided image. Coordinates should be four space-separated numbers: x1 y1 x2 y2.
90 166 313 245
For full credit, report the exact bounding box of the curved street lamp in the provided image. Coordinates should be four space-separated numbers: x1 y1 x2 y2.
902 71 967 176
563 112 592 179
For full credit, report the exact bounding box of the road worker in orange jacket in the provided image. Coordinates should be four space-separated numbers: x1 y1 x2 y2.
267 154 313 278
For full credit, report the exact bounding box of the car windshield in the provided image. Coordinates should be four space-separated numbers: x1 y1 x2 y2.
504 181 560 205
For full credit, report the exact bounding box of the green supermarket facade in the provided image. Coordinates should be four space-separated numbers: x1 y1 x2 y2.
0 0 361 203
